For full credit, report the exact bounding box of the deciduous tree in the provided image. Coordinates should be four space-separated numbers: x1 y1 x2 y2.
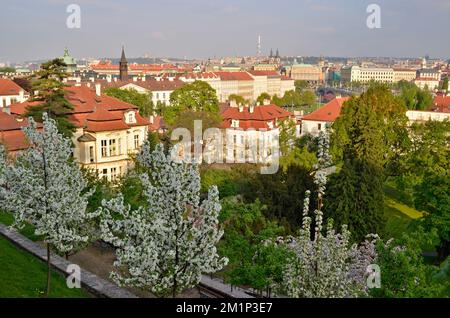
4 114 97 296
99 143 228 297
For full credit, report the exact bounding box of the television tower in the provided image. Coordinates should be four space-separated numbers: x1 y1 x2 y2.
257 35 262 57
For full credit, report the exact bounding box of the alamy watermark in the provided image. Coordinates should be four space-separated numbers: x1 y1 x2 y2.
366 4 381 29
66 4 81 29
66 264 81 289
170 120 280 174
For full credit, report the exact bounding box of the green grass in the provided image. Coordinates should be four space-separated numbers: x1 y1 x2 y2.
0 235 91 298
383 195 424 240
0 212 41 241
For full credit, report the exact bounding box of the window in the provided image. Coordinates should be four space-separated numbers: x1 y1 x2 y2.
109 139 117 156
102 169 108 180
89 146 94 163
101 140 107 157
318 123 322 131
128 113 133 123
134 134 140 149
111 167 117 181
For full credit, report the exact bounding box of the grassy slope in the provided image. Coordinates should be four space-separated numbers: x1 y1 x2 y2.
0 235 90 298
383 192 424 241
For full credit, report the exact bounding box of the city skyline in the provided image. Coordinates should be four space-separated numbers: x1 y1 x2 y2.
1 0 450 63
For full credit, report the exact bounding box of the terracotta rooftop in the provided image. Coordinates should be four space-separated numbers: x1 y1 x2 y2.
221 104 293 130
214 72 254 81
0 78 26 96
301 97 350 122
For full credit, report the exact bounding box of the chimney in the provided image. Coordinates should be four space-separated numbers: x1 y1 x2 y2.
107 75 112 83
141 76 146 82
87 82 91 88
230 100 237 108
95 83 101 96
263 99 271 105
133 76 138 82
149 115 154 124
249 105 254 113
90 77 95 82
168 77 174 82
238 104 244 112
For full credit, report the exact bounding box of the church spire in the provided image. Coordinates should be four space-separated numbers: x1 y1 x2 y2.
119 45 128 81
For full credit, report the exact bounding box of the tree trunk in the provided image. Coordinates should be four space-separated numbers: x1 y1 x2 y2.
45 243 51 297
172 276 177 298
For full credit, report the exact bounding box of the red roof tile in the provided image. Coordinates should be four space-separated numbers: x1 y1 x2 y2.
221 104 293 130
301 97 350 122
214 72 254 81
433 95 450 113
0 78 26 96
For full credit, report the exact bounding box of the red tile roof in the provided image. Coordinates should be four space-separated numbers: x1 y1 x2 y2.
0 112 40 152
433 95 450 113
214 72 254 81
248 70 281 77
0 78 26 96
221 104 293 130
10 86 152 132
301 97 350 122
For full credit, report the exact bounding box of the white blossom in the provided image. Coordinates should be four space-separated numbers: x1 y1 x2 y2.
99 142 228 297
4 113 98 253
278 192 378 298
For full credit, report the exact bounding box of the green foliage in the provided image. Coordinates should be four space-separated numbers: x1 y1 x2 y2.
228 94 247 105
279 134 318 172
324 159 385 243
170 110 222 136
0 67 15 73
244 165 317 232
166 81 219 125
200 165 255 198
442 77 449 93
219 198 288 291
272 90 316 108
414 170 450 260
331 84 408 169
294 80 308 92
103 87 154 117
25 59 75 138
371 227 445 298
397 80 434 111
256 92 271 105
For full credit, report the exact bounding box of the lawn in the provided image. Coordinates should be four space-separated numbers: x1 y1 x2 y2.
0 212 41 241
0 235 91 298
383 195 424 241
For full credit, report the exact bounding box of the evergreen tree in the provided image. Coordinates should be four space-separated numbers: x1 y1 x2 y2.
324 159 385 243
25 59 75 137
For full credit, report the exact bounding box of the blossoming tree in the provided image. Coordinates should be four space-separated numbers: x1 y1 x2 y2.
99 143 228 297
4 114 97 296
275 130 378 297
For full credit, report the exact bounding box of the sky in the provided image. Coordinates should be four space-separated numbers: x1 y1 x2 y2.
1 0 450 63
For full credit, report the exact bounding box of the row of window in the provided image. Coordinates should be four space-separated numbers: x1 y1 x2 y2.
99 135 140 158
98 166 122 181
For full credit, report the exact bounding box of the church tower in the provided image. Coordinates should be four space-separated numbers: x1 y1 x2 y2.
119 46 128 81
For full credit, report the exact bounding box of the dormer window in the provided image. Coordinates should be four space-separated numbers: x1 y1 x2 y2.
126 111 136 124
231 119 239 128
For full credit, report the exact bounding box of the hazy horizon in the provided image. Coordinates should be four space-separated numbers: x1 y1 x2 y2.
1 0 450 63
